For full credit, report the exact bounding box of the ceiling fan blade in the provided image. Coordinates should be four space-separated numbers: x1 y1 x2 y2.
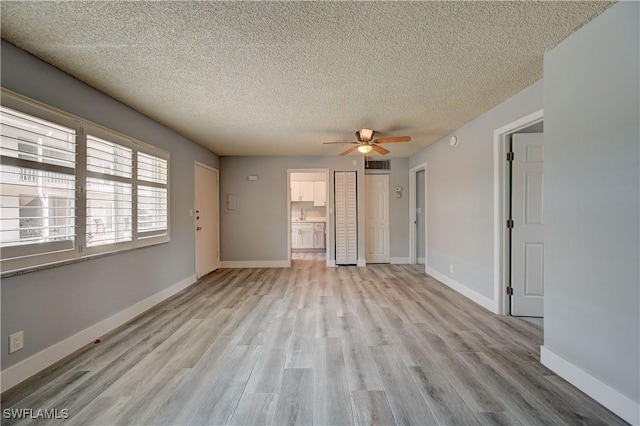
371 144 390 155
323 141 358 145
339 146 360 156
374 136 411 143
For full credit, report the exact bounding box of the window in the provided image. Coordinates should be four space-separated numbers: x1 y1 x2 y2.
0 92 170 274
86 134 133 247
137 152 168 237
0 105 77 266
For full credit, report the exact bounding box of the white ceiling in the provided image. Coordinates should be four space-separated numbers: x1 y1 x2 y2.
1 1 613 158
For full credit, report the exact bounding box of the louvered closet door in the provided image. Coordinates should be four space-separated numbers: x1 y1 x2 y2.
335 171 357 265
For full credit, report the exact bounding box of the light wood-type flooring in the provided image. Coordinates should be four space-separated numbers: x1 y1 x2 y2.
1 260 626 425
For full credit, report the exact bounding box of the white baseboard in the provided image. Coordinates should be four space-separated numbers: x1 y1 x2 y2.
540 346 639 425
220 260 290 268
426 267 495 312
390 257 411 264
1 274 197 393
357 259 366 267
417 257 425 264
327 260 336 267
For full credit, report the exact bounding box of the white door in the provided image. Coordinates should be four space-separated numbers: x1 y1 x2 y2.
335 171 357 265
511 133 544 317
195 163 219 278
365 175 390 263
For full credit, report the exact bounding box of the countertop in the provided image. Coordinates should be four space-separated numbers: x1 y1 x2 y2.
292 217 326 223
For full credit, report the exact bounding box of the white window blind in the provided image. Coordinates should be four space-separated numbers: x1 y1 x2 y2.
0 106 76 259
86 134 133 247
0 92 171 275
137 152 168 236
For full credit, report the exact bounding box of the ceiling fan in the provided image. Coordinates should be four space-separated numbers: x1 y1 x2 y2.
323 128 411 156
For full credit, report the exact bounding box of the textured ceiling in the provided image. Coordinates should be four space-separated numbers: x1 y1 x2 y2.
1 1 613 158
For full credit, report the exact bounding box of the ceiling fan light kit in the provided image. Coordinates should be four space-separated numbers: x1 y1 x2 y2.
324 128 412 156
358 144 373 154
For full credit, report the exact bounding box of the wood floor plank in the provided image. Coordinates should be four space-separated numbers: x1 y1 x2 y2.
2 262 625 426
370 345 439 425
456 351 564 425
179 344 261 425
476 411 524 426
351 391 397 426
314 338 353 425
244 349 287 394
409 365 480 426
387 324 435 367
544 375 628 426
338 315 384 391
316 296 340 338
229 393 278 426
351 298 393 346
65 396 130 426
273 368 314 426
113 368 189 425
286 308 316 368
483 344 617 425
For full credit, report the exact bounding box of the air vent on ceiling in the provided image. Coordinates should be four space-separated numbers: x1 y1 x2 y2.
365 160 390 170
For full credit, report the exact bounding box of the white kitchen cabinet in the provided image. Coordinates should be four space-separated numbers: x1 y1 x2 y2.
292 223 314 249
314 181 326 206
314 222 326 248
291 181 314 202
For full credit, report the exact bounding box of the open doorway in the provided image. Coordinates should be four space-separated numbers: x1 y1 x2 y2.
288 169 329 264
409 163 427 273
493 110 544 318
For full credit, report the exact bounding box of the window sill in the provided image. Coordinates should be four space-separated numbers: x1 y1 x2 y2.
1 239 169 279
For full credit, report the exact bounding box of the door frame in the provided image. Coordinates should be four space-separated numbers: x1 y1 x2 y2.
194 161 220 278
493 109 543 315
409 163 427 273
287 168 330 267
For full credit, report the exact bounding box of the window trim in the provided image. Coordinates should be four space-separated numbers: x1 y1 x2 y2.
1 89 170 276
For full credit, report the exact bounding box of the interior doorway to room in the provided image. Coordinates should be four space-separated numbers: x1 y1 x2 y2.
288 170 329 263
495 111 544 318
409 163 427 273
509 131 544 317
416 170 426 265
194 162 220 278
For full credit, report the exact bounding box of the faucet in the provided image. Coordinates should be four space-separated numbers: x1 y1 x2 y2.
299 208 304 221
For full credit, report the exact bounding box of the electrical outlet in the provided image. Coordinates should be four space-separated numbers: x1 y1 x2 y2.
449 264 454 274
9 331 23 353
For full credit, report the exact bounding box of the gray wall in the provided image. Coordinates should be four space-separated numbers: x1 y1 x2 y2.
409 80 543 298
1 41 219 370
220 156 409 263
543 1 639 404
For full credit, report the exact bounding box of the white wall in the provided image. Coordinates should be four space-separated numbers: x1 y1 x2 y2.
542 2 639 422
409 80 543 302
1 42 219 376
